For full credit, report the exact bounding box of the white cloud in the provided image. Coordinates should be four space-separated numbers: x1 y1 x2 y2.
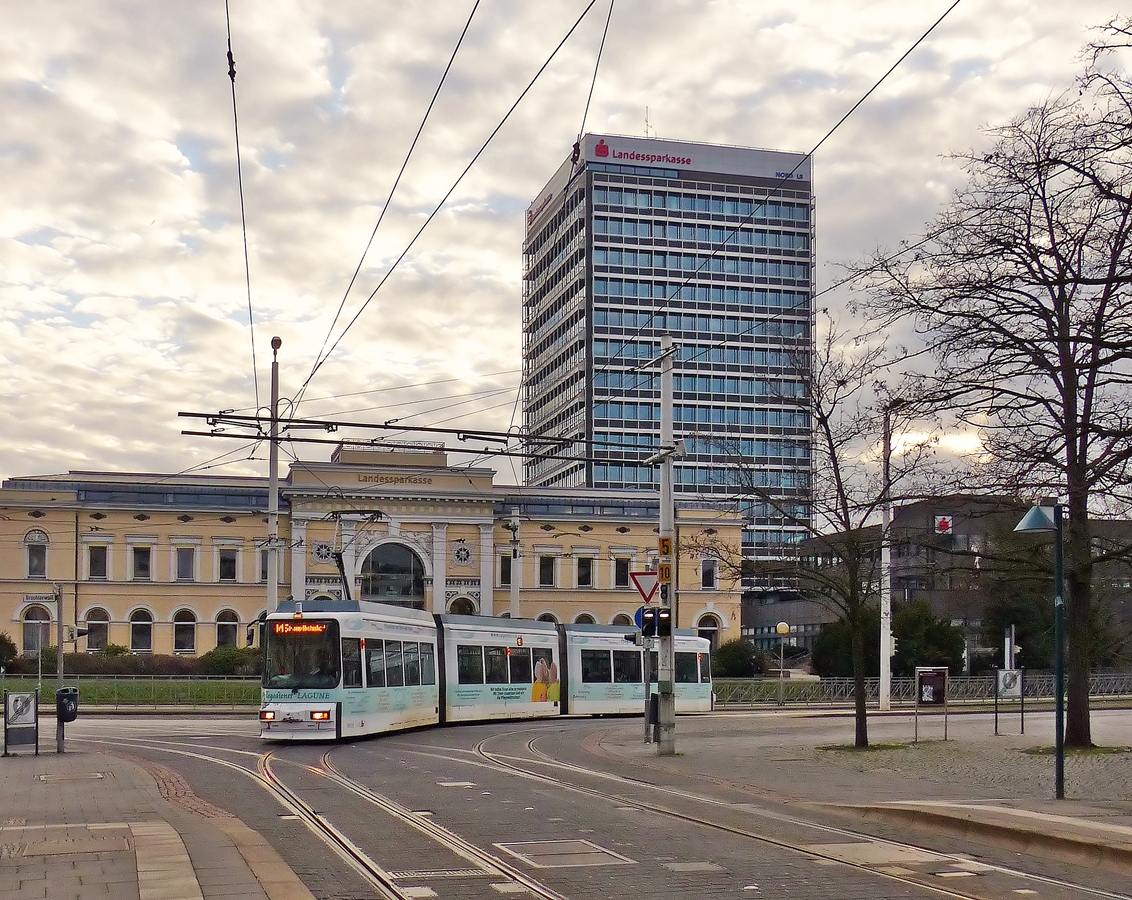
0 0 1119 482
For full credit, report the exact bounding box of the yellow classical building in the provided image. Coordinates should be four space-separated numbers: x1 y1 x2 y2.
0 445 742 658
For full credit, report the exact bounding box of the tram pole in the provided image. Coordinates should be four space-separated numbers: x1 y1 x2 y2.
267 337 282 611
651 335 679 756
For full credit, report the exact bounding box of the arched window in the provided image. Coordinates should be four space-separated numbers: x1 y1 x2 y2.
130 609 154 653
22 605 51 655
360 543 425 608
85 608 111 652
173 609 196 654
536 613 559 625
216 610 240 648
611 613 633 626
448 597 476 616
573 613 597 625
697 614 722 648
24 530 48 579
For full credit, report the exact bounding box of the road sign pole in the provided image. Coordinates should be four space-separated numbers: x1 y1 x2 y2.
657 335 676 756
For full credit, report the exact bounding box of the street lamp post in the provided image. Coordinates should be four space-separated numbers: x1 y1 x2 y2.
776 621 790 706
1014 504 1065 800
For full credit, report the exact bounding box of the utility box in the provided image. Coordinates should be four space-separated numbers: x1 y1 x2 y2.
56 687 78 724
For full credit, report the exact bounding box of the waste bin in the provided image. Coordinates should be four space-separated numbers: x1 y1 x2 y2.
56 687 78 724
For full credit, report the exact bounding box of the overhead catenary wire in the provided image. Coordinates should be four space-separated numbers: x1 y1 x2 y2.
296 0 482 415
223 0 260 412
591 0 965 377
507 0 616 485
298 0 602 402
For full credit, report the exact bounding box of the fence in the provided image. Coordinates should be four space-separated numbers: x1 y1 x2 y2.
712 672 1132 706
2 672 1130 710
0 674 261 709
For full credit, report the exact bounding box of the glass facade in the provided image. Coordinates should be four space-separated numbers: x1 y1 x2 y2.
522 134 813 563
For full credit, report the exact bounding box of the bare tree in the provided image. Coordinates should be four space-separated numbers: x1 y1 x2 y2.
681 313 935 747
852 58 1132 746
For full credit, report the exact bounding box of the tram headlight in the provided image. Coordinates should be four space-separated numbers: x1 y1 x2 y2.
260 709 276 721
310 710 331 721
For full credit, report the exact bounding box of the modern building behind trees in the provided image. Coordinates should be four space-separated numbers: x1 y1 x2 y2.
744 494 1132 670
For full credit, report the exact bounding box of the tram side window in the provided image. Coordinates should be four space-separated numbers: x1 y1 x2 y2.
457 645 484 684
403 642 421 686
342 639 363 688
420 643 436 685
675 652 699 684
580 648 613 683
532 647 554 678
366 643 386 688
700 652 712 683
386 641 405 687
648 651 658 683
484 646 508 684
613 649 643 684
509 647 533 683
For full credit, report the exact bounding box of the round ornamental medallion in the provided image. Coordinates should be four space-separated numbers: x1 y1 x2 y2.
312 542 334 563
452 544 473 567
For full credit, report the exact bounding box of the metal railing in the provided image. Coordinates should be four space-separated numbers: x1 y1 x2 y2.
713 672 1132 706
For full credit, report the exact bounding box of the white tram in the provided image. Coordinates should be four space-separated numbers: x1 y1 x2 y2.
259 598 713 741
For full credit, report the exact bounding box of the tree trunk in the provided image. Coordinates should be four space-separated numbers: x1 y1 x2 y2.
1064 493 1093 747
850 607 869 748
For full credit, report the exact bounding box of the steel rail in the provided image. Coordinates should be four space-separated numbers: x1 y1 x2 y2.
460 729 1132 900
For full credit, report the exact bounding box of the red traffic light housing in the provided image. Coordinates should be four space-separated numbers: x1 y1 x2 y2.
641 606 659 637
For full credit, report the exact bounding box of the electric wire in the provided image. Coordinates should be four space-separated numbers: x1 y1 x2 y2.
224 0 260 412
296 0 482 415
524 0 967 483
595 0 964 374
298 0 601 402
507 0 615 482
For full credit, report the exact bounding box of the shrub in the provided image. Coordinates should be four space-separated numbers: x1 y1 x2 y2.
713 638 763 677
198 646 262 676
0 632 17 670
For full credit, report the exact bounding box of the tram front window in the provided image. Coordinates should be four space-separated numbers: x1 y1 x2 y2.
263 620 341 689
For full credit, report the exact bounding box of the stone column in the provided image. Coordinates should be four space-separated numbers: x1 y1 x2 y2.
431 523 448 614
342 521 357 601
478 523 495 616
290 520 307 601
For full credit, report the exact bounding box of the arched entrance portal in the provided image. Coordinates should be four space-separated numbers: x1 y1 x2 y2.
360 543 426 609
448 597 476 616
697 614 722 648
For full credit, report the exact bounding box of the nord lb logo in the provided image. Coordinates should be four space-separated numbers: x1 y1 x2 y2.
594 139 609 158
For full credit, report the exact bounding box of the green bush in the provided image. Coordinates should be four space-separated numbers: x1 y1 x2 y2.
198 645 262 676
0 632 17 670
713 638 764 677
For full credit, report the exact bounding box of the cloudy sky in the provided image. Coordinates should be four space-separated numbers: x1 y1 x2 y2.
0 0 1122 484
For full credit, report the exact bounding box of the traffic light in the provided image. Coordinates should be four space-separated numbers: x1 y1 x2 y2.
623 632 643 646
65 625 90 642
641 606 658 637
656 607 672 637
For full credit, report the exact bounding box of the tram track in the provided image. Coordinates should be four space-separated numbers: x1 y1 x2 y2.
72 733 568 900
461 727 1132 900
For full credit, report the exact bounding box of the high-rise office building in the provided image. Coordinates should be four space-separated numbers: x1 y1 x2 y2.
522 134 813 559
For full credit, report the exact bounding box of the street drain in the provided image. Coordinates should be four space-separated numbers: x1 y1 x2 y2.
494 839 635 868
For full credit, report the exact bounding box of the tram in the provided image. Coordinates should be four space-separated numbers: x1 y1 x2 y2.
259 597 713 741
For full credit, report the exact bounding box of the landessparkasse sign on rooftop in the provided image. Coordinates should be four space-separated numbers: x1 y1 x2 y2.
583 133 810 182
526 133 811 228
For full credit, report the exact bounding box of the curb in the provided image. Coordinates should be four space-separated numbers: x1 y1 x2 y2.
838 804 1132 875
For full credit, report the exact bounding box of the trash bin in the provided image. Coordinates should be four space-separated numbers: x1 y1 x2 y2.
56 687 78 724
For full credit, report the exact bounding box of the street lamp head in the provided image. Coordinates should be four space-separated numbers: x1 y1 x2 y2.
776 621 790 636
1014 505 1057 534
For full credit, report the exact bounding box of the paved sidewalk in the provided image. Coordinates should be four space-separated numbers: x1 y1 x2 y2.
0 741 313 900
593 708 1132 875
